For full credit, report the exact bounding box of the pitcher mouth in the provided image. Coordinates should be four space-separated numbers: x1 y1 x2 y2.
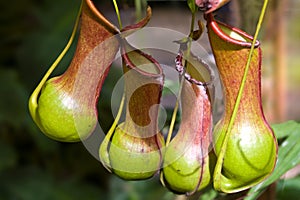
206 14 260 48
175 51 215 87
121 40 164 78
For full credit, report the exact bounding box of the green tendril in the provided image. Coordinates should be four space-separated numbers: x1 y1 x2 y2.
113 0 123 29
165 4 197 146
28 1 82 123
99 94 125 172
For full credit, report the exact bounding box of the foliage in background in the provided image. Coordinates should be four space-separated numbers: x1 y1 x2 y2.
1 0 300 199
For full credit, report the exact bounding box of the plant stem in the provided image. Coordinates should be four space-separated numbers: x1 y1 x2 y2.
112 0 123 29
190 11 196 37
165 6 197 146
135 0 142 21
165 79 183 146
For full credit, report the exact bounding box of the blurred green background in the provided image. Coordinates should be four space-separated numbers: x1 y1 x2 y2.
0 0 300 199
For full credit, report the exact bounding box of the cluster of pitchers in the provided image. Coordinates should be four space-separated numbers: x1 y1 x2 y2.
29 0 277 195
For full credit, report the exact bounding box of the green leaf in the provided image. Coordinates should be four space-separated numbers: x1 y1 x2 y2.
276 176 300 199
245 121 300 200
198 187 218 200
187 0 196 13
162 79 179 97
272 120 299 139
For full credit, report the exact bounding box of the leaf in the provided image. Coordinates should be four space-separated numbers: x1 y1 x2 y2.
245 121 300 200
198 187 218 200
272 120 299 139
276 176 300 199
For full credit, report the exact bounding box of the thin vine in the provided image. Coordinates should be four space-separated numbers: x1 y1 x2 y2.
113 0 123 29
28 1 83 122
165 0 198 147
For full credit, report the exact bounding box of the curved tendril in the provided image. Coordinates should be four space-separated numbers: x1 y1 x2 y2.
213 0 270 187
113 0 123 29
99 94 125 172
28 1 83 123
